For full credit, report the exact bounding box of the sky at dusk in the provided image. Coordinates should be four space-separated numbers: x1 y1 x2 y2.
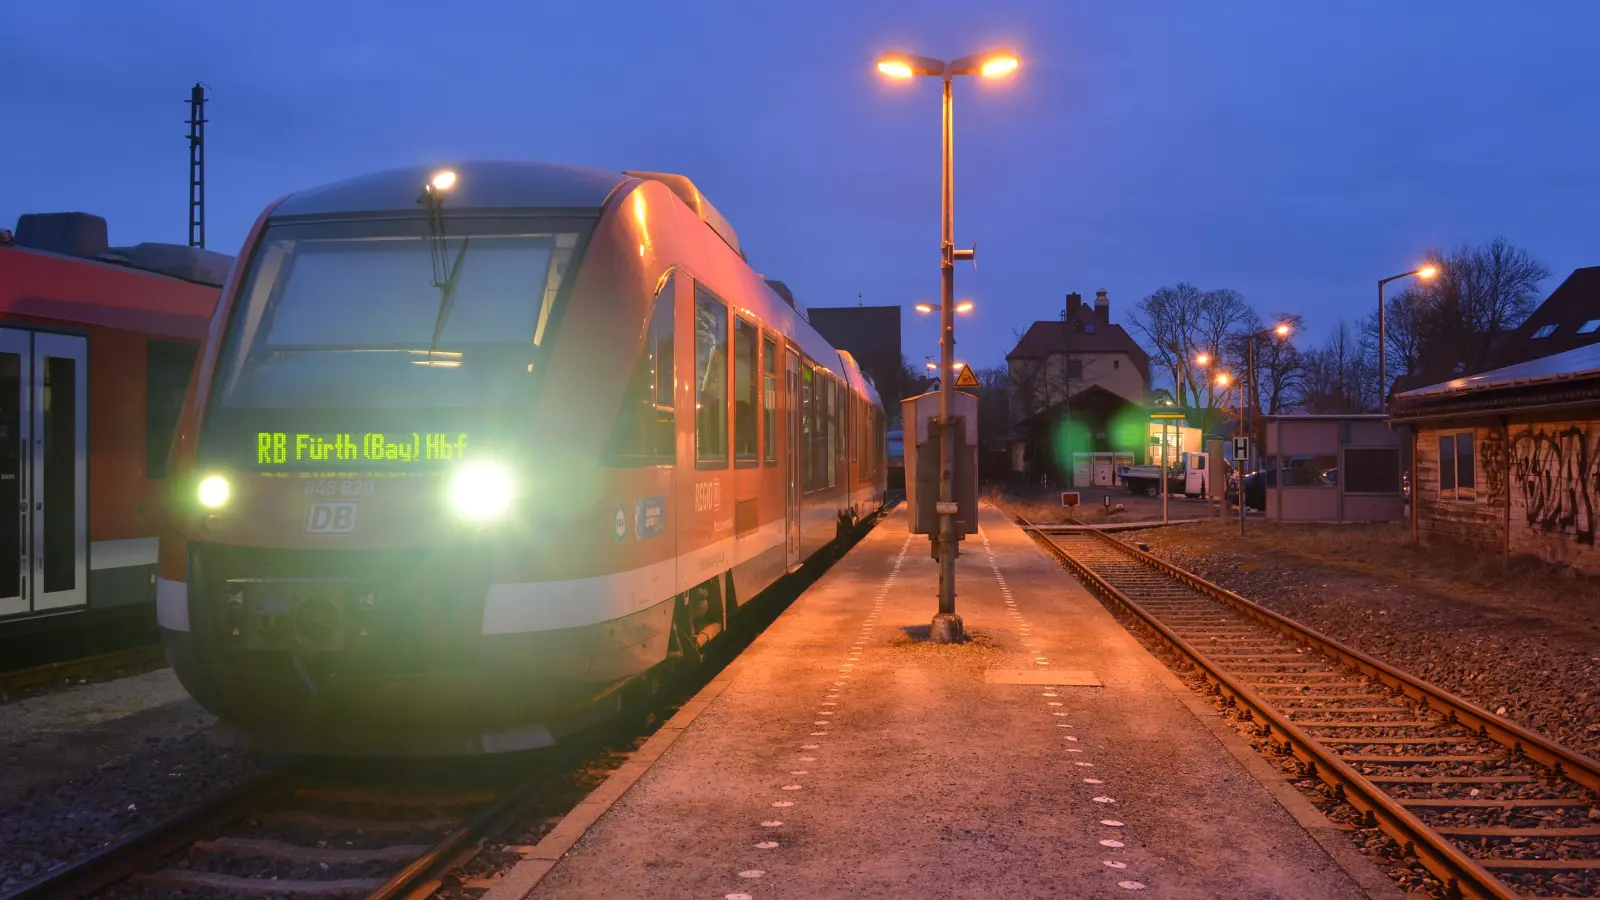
6 1 1599 372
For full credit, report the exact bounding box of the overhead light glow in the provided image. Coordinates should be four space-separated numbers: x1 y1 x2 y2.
1195 353 1211 366
430 170 457 192
1418 265 1438 279
1215 373 1232 387
915 303 934 314
877 60 914 79
981 55 1020 78
1274 324 1291 338
955 301 974 313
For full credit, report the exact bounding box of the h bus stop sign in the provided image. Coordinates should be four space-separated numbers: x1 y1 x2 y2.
1233 436 1250 463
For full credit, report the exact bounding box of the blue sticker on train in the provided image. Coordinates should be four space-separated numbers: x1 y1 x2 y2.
635 496 666 540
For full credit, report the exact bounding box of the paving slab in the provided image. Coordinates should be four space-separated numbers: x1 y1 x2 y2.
500 505 1396 900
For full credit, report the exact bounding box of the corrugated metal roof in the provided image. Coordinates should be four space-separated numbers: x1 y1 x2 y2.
1393 341 1600 401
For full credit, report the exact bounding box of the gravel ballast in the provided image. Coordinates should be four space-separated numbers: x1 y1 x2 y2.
1124 525 1600 762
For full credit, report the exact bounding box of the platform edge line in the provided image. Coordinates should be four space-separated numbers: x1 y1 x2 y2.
482 660 745 900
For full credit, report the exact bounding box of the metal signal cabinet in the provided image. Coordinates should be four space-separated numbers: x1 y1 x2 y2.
901 390 978 537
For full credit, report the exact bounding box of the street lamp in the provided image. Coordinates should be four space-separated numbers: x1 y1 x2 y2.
878 46 1019 645
1377 264 1437 412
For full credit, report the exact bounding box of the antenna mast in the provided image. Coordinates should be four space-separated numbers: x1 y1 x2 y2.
187 83 208 248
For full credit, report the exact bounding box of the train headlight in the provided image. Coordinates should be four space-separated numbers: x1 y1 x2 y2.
448 461 514 520
197 475 230 509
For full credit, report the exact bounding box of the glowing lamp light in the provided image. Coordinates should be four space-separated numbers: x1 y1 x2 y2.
197 475 230 509
1195 353 1211 367
877 60 914 79
925 362 937 371
955 301 974 314
1215 373 1232 387
1418 265 1438 279
430 170 457 192
448 461 514 520
914 303 934 314
980 55 1020 78
1274 324 1291 338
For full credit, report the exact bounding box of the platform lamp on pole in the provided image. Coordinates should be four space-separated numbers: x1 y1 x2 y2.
881 47 1019 645
1211 370 1242 535
1377 264 1437 412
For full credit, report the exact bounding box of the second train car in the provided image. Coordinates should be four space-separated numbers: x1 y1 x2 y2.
159 161 888 755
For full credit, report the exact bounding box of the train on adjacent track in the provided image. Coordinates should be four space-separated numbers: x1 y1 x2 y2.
159 161 888 756
0 215 230 654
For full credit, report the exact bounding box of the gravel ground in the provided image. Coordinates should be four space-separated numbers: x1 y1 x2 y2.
0 671 266 893
1122 523 1600 762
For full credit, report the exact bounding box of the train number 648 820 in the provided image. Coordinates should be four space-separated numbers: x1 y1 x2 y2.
303 479 376 498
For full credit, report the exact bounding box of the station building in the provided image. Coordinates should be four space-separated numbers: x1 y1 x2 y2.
1005 291 1154 485
1389 342 1600 575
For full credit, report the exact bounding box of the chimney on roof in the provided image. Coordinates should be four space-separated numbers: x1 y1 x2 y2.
1062 292 1081 321
1095 289 1109 325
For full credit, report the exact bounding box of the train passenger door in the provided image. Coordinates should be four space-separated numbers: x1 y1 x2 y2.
0 330 88 616
784 345 801 568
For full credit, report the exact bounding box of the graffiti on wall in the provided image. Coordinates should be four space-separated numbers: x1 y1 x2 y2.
1508 425 1600 545
1480 428 1507 501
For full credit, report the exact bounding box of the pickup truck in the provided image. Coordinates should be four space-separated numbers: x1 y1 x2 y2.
1117 451 1210 498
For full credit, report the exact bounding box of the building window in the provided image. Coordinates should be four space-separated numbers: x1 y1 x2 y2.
733 318 758 464
146 340 200 478
763 337 777 465
694 286 729 467
1280 454 1337 487
1531 324 1558 339
1344 448 1400 493
1083 323 1095 334
1579 319 1600 335
1113 359 1120 369
1066 358 1083 379
1438 431 1475 500
607 278 676 463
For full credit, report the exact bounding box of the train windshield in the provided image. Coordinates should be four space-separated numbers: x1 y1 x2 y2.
211 217 585 410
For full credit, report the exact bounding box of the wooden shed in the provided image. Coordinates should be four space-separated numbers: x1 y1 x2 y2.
1389 343 1600 574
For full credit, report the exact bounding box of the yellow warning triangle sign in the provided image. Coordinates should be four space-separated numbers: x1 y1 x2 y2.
954 366 980 388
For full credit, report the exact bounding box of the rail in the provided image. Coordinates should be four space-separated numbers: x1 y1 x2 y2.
1016 512 1600 900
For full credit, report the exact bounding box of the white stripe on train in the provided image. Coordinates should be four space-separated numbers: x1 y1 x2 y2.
156 518 793 635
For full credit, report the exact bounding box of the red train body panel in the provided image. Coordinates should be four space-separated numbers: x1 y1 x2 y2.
0 235 225 636
158 162 887 755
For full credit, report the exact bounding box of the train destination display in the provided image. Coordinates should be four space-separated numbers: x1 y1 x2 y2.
257 431 470 465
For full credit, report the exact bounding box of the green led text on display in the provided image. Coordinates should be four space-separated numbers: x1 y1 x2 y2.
257 432 469 465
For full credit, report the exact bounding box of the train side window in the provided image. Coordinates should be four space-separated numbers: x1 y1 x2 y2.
802 364 817 492
146 340 199 479
826 378 838 489
733 318 758 466
763 336 777 466
694 286 730 468
606 277 675 464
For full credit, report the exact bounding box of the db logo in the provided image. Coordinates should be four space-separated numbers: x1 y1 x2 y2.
306 501 358 535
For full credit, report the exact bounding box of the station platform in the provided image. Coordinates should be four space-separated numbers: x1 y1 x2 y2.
488 505 1399 900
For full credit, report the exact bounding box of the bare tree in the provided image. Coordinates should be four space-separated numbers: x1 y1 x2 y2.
1298 321 1375 413
1130 284 1252 440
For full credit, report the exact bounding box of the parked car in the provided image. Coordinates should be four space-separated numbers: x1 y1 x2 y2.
1225 467 1276 511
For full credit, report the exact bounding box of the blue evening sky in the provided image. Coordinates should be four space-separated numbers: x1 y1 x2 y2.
5 1 1596 370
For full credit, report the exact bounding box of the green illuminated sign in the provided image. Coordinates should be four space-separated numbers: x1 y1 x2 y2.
257 432 469 465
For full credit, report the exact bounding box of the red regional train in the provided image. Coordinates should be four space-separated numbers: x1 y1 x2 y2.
160 161 888 756
0 215 229 648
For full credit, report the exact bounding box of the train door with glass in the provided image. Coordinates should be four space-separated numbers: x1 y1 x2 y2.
0 330 88 617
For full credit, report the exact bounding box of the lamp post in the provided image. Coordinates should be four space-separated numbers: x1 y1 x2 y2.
1212 371 1242 535
1377 264 1437 412
1244 324 1291 465
880 48 1018 644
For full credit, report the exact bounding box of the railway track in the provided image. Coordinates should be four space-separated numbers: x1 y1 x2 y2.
1020 516 1600 900
2 750 578 900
